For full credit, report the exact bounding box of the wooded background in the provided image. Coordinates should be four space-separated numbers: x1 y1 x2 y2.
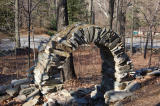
0 0 160 78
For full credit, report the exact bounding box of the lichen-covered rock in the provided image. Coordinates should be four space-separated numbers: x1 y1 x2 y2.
6 87 19 96
11 78 30 87
125 81 141 92
19 87 36 96
104 90 132 103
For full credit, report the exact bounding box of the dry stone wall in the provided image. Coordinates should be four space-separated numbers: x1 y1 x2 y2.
33 24 134 94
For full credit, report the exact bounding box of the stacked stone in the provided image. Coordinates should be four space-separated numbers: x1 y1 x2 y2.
33 24 134 95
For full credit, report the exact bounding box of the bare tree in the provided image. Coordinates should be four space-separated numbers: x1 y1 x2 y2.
137 0 160 66
108 0 115 29
15 0 21 48
22 0 42 79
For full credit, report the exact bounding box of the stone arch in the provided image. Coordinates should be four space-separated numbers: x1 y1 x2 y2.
34 24 134 94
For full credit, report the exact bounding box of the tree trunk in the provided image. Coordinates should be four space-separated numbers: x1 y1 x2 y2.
130 3 134 55
148 29 153 68
144 27 150 59
117 0 126 51
116 0 119 32
108 0 115 30
56 0 76 82
56 0 69 31
90 0 95 24
15 0 21 48
27 0 32 73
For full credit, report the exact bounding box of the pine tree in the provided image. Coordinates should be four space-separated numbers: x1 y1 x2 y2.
67 0 89 24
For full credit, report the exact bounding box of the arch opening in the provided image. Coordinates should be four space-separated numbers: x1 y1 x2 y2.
68 44 103 90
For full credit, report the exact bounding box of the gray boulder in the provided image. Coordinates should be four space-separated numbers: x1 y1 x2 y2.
6 87 19 96
104 90 132 103
125 81 141 92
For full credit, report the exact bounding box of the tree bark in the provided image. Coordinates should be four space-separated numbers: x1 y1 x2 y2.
148 29 153 68
117 0 126 51
108 0 115 30
144 27 150 59
28 0 31 69
56 0 69 31
90 0 95 24
116 0 120 32
15 0 21 48
130 3 134 55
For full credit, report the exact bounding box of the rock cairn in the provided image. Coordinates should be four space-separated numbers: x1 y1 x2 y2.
33 23 134 94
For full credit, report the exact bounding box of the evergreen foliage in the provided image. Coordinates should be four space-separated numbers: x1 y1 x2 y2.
67 0 89 24
0 0 14 33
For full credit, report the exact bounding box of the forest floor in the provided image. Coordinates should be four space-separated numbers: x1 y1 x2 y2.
122 76 160 106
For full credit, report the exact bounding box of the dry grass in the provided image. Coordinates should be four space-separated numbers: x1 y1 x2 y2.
128 52 160 70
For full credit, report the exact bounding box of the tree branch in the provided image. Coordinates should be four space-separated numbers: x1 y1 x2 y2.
95 0 109 18
31 0 42 12
22 0 28 13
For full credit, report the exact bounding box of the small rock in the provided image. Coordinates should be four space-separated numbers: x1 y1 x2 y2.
6 87 19 96
11 78 30 87
73 98 88 104
125 81 141 92
136 68 153 76
0 94 10 102
42 74 49 81
20 84 30 89
91 85 103 100
56 84 63 91
41 85 56 95
44 98 56 106
147 70 160 76
0 85 11 95
114 101 123 106
91 90 103 100
19 87 36 96
60 89 71 97
23 95 40 106
71 88 91 97
15 95 27 102
104 90 132 103
43 102 48 106
26 89 40 102
45 89 73 105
